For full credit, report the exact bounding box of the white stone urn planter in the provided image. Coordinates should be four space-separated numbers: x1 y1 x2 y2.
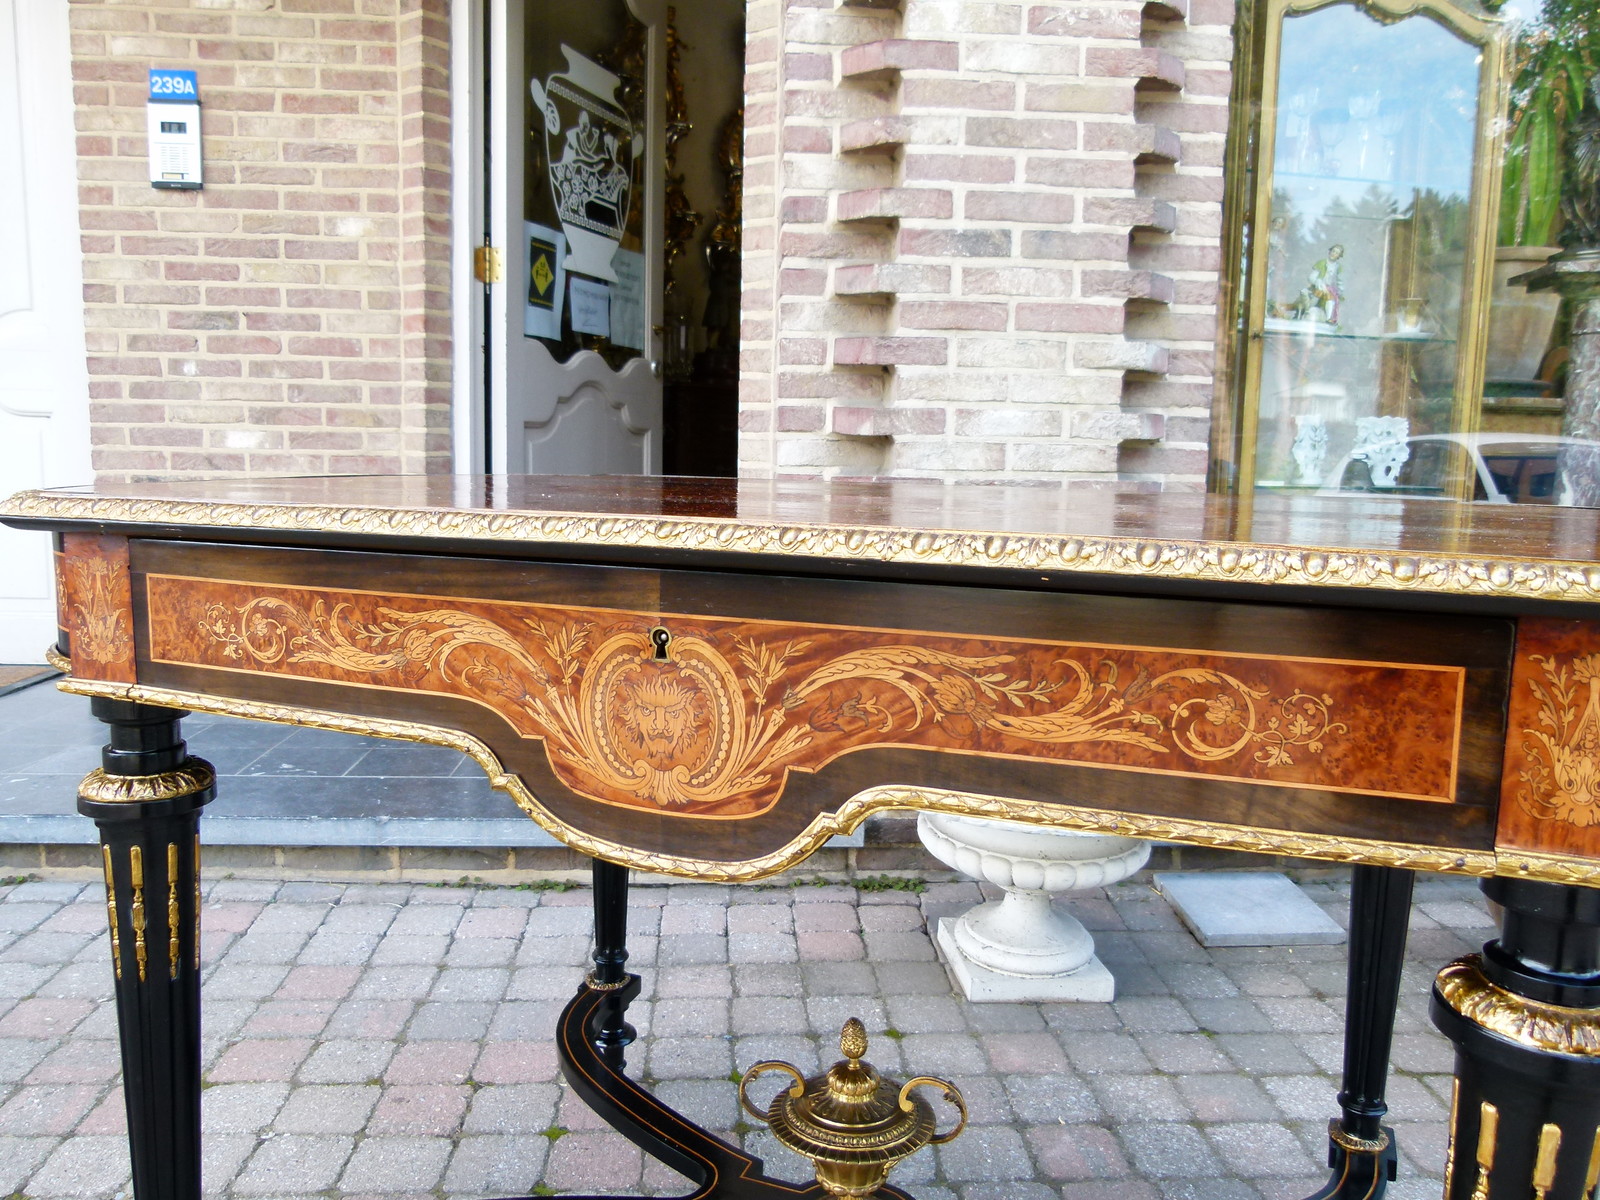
917 812 1150 1002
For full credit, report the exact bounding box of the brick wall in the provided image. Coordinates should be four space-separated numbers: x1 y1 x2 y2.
70 0 452 480
737 0 1232 485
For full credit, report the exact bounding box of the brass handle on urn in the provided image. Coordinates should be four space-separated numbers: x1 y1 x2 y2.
738 1060 805 1118
898 1076 967 1145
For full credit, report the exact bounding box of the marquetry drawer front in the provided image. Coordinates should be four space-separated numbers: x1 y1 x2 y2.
71 536 1516 876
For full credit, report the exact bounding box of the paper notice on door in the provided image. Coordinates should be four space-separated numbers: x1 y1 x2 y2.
523 222 566 340
609 249 646 350
569 276 611 338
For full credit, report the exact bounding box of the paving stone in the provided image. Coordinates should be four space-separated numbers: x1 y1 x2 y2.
323 1000 414 1040
936 1121 1033 1182
297 1039 396 1084
729 931 800 963
23 1038 121 1085
543 1129 646 1191
384 1040 476 1084
1062 1031 1155 1075
243 999 337 1038
1028 1124 1133 1181
462 1082 560 1133
983 1031 1069 1074
368 940 451 966
1205 1122 1322 1177
0 998 94 1038
1134 1031 1233 1075
1003 1071 1104 1124
275 965 363 1001
801 961 877 995
1064 1183 1163 1200
408 1000 494 1039
444 936 519 966
202 1131 257 1192
0 1083 100 1135
646 1035 732 1081
20 1133 130 1196
1176 1073 1279 1121
203 1081 290 1132
1120 1123 1225 1177
208 1037 314 1083
6 932 98 966
1215 1034 1317 1075
367 1083 470 1134
0 1134 57 1192
273 1083 380 1133
473 1038 559 1086
731 994 807 1035
444 1132 551 1193
339 1134 453 1191
75 1086 125 1134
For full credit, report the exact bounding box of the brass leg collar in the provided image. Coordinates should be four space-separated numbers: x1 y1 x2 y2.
584 971 631 992
1327 1118 1390 1155
1435 955 1600 1057
44 645 70 673
78 759 215 805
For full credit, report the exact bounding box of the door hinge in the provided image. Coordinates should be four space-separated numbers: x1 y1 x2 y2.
474 244 502 284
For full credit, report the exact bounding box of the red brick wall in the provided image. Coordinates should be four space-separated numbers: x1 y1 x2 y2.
70 0 452 480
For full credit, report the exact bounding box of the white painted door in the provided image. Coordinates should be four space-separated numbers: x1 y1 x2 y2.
0 0 91 662
489 0 665 475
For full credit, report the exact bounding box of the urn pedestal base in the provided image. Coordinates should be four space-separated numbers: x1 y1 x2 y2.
933 913 1118 1002
917 812 1150 1004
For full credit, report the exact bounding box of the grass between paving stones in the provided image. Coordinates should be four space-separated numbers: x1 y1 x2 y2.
428 875 583 891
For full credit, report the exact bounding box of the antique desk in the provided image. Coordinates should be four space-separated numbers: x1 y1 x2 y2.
7 474 1600 1200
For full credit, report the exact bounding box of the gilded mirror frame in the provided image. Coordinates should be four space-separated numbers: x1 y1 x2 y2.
1213 0 1510 496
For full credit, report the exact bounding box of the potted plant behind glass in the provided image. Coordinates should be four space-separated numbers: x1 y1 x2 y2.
1486 0 1595 386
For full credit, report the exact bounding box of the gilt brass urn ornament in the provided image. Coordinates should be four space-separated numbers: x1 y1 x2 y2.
739 1018 966 1198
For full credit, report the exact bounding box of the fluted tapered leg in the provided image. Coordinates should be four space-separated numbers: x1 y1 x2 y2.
79 698 212 1200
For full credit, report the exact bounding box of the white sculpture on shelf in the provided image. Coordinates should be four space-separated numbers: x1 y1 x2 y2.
1349 415 1412 488
1291 413 1330 483
916 813 1150 1003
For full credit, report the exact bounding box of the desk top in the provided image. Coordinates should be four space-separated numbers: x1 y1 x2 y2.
8 476 1600 885
7 474 1600 610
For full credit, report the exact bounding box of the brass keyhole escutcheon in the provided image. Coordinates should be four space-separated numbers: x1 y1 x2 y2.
650 626 672 661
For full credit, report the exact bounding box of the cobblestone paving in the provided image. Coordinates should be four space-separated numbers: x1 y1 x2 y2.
0 870 1492 1200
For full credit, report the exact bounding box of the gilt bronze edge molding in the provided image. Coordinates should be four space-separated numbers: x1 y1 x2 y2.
52 675 1506 883
10 490 1600 604
1435 956 1600 1056
78 760 216 805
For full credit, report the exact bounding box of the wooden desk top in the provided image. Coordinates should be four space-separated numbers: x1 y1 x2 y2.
7 474 1600 611
6 476 1600 886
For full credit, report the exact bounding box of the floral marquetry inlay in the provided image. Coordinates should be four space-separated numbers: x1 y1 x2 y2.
58 535 136 683
1501 620 1600 860
144 576 1466 819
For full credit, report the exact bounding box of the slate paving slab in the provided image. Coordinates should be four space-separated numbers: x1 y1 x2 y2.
0 869 1490 1199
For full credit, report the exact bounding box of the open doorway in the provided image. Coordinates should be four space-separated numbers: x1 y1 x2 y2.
483 0 744 478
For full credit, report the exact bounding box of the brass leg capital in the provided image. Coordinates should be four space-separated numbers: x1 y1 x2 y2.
78 759 215 806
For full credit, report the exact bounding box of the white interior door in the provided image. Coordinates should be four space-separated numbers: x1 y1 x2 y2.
0 0 91 661
489 0 665 475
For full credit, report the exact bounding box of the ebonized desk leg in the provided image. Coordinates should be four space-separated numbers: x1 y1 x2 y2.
1432 878 1600 1200
1303 864 1410 1200
587 857 638 1067
77 698 212 1200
